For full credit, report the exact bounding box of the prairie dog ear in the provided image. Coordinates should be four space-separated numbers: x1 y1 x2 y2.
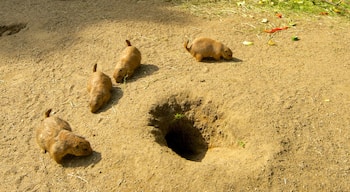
93 63 97 72
45 109 52 118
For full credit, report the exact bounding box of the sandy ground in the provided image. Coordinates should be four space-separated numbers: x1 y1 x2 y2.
1 0 350 191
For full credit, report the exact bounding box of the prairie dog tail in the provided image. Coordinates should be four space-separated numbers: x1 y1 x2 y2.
184 40 191 52
93 63 97 72
126 40 132 46
45 109 52 118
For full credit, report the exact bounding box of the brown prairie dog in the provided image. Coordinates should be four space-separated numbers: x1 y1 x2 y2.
184 37 233 62
36 109 93 164
87 64 113 113
113 40 141 83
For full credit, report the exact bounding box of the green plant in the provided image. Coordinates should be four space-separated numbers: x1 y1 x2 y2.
258 0 350 17
174 113 186 120
238 140 246 148
167 0 350 18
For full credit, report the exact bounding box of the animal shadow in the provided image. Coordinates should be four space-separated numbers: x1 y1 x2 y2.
125 64 159 83
200 57 243 63
96 86 123 113
61 151 102 168
232 57 243 62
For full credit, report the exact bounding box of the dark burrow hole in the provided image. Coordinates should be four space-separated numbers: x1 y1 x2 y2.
149 98 209 162
164 117 208 161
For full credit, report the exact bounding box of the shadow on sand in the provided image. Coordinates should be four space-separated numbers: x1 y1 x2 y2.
61 151 102 168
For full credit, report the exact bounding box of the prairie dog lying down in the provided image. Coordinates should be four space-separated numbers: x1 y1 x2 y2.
87 64 113 113
113 40 141 83
184 37 233 62
36 109 93 164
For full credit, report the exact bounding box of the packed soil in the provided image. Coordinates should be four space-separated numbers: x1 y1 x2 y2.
1 0 349 191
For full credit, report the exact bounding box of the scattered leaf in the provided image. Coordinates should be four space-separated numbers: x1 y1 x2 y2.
243 41 254 45
332 7 341 13
268 39 276 46
292 36 300 41
261 18 268 23
264 26 288 33
289 21 297 26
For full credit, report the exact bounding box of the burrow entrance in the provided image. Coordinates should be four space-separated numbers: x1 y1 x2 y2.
148 93 224 162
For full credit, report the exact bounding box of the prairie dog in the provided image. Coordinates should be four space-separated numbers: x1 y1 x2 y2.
184 37 233 62
36 109 93 164
113 40 141 83
87 64 113 113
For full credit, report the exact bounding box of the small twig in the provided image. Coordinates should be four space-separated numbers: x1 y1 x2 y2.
322 0 341 6
122 74 128 89
242 23 256 29
69 101 75 107
111 105 116 113
40 156 47 169
67 173 88 183
256 34 262 40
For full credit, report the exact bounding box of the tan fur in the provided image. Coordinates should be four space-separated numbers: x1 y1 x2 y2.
113 40 141 83
184 37 233 62
87 64 113 113
36 109 93 164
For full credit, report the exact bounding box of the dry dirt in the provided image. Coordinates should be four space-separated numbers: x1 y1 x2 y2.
1 0 350 191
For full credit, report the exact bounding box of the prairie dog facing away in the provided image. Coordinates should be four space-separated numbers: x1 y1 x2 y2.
184 37 233 62
36 109 93 164
113 40 141 83
87 64 113 113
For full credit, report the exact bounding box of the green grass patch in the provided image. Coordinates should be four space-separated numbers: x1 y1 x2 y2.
258 0 350 17
167 0 350 18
